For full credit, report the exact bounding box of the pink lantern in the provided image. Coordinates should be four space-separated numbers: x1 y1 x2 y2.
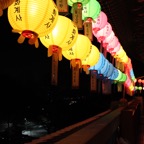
93 22 112 43
92 11 108 33
109 42 121 54
102 31 115 48
106 36 119 52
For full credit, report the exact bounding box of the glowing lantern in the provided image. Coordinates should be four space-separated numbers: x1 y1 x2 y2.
119 73 127 83
40 15 78 60
105 63 114 78
93 22 112 43
8 0 59 48
109 42 121 55
109 67 119 80
40 15 78 85
89 53 105 71
0 0 15 16
98 59 109 77
130 68 136 82
92 11 108 33
82 44 100 74
62 34 92 88
115 69 123 81
62 34 92 66
112 46 126 59
68 0 90 29
102 31 115 48
82 0 101 40
124 77 132 88
106 36 119 52
82 0 101 20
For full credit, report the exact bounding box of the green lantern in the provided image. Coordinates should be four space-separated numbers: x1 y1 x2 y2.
68 0 90 30
82 0 101 41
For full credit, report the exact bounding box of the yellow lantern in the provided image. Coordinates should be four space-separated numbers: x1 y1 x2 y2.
62 34 91 88
8 0 59 48
0 0 15 16
82 44 100 74
40 15 78 86
62 34 92 68
40 15 78 61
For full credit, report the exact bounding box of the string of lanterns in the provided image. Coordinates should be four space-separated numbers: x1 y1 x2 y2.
1 0 136 96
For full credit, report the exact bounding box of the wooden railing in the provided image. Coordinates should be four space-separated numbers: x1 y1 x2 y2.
25 98 142 144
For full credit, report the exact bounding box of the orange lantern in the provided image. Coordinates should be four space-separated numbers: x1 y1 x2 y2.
82 44 100 74
62 34 92 88
8 0 59 48
0 0 15 16
40 15 78 85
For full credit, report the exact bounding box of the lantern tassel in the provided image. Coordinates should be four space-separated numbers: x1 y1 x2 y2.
58 48 62 61
12 29 21 33
70 59 82 68
83 65 90 74
48 46 53 57
17 34 25 44
28 37 39 48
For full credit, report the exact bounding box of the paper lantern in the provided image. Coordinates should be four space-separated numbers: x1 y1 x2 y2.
62 34 91 88
92 11 108 33
93 22 112 43
0 0 15 16
102 31 115 48
106 36 119 52
89 53 105 71
62 34 92 67
112 46 125 59
98 59 109 77
118 73 127 83
68 0 90 29
82 0 101 20
109 42 121 54
105 63 114 78
109 67 119 80
82 0 101 40
115 69 123 81
82 44 100 74
40 15 78 61
40 15 78 86
8 0 59 48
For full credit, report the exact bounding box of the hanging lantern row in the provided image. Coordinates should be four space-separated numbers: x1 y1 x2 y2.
89 52 127 83
4 0 136 94
91 7 136 95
